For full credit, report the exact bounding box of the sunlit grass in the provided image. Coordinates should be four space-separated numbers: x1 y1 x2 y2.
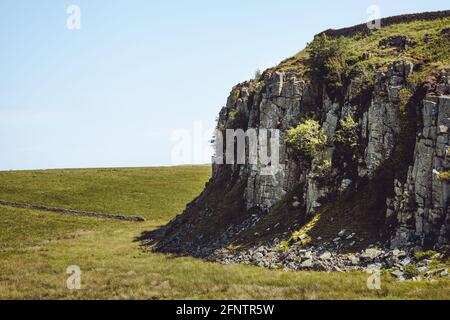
0 166 211 220
0 166 448 299
276 17 450 80
1 209 448 300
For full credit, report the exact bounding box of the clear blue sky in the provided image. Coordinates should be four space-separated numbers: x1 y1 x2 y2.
0 0 448 170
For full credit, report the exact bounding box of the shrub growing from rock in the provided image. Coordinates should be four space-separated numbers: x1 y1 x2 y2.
403 264 420 279
307 34 352 99
414 250 439 261
287 119 328 159
334 116 359 150
438 170 450 181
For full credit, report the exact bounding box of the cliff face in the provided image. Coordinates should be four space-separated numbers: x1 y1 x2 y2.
147 12 450 266
220 63 449 249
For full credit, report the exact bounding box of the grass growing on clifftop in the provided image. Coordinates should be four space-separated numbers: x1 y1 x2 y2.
274 16 450 88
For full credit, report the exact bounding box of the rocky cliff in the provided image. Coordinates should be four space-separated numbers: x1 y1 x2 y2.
145 12 450 274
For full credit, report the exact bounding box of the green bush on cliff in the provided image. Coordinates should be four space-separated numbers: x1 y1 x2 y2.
307 34 353 98
229 88 241 106
228 110 237 122
403 264 420 279
414 250 439 261
438 170 450 182
313 159 332 178
287 119 328 158
399 88 413 116
348 63 376 98
334 116 359 149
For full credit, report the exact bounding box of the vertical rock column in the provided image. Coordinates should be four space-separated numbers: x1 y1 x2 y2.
390 95 450 248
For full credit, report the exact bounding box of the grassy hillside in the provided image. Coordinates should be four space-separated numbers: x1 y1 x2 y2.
0 166 210 220
0 166 449 299
0 206 115 251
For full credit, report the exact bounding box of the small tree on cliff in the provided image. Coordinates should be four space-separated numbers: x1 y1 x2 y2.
307 34 352 99
287 119 328 159
288 119 330 177
334 116 358 150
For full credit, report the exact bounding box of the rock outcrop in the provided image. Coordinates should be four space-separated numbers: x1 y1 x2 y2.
389 92 450 248
144 12 450 272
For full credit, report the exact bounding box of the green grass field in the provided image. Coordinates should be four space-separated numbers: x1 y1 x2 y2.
0 166 449 300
